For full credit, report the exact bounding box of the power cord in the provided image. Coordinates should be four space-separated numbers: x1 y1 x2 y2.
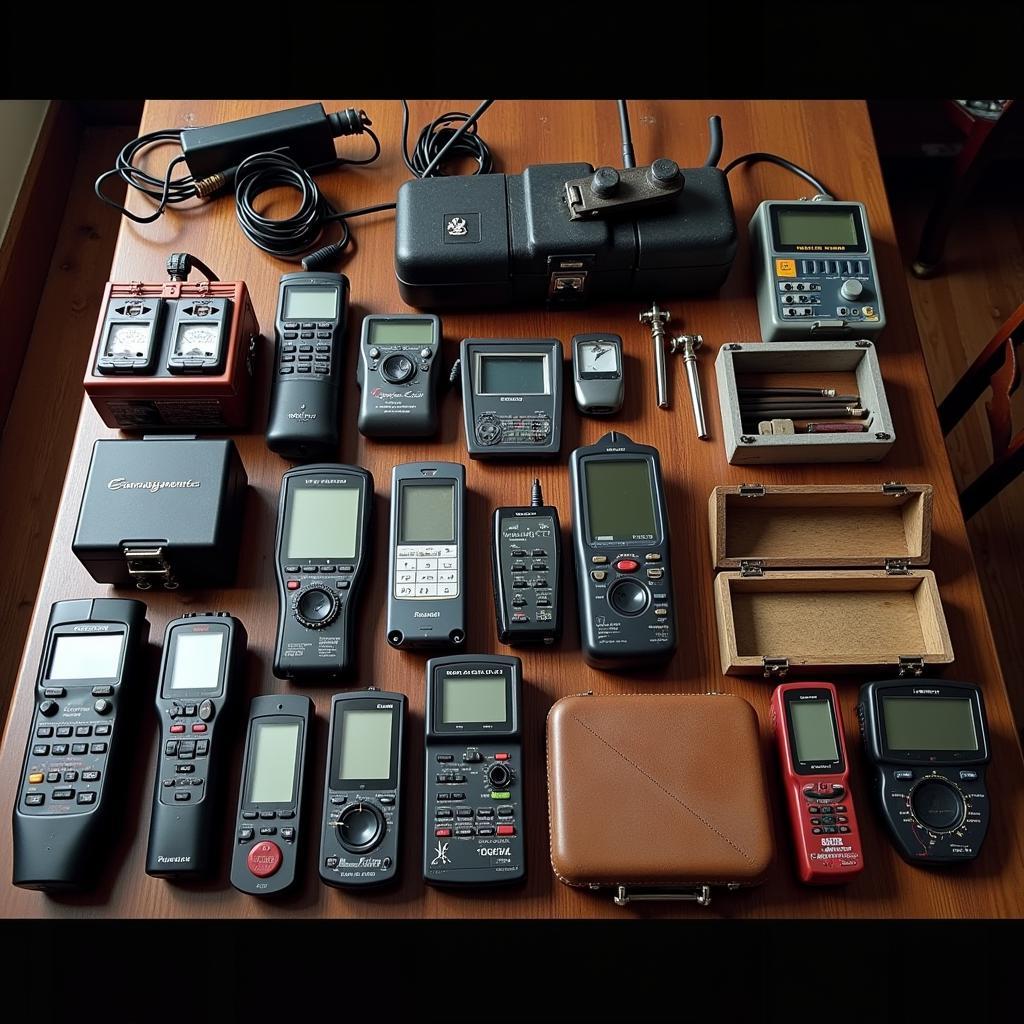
94 130 196 224
723 152 833 198
401 99 495 177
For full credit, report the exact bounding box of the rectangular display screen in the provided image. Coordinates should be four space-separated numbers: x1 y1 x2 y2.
367 319 435 346
882 697 979 751
399 483 454 544
584 460 657 541
337 709 393 781
789 700 839 762
777 209 858 246
286 486 360 560
48 633 124 680
478 354 547 395
283 286 338 321
169 632 224 690
247 721 300 803
442 675 507 724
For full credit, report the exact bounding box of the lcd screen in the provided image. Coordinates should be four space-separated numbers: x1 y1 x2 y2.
777 209 858 246
337 709 393 781
286 486 360 560
399 483 454 544
477 354 547 395
48 633 124 680
789 700 840 762
442 675 507 724
247 721 300 803
168 632 224 690
882 697 979 751
283 286 338 321
367 320 435 346
584 460 657 541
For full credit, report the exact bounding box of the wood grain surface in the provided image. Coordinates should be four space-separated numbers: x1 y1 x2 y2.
2 99 1023 919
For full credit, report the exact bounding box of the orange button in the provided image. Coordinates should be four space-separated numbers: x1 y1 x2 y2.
775 258 797 278
287 580 300 590
28 772 44 784
247 840 282 878
494 752 510 761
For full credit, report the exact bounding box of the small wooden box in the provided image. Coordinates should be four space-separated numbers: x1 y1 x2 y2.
708 483 954 677
715 340 895 464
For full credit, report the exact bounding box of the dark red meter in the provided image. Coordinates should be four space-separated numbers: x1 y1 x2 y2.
769 681 864 884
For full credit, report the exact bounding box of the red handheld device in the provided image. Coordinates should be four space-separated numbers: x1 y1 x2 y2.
769 681 864 884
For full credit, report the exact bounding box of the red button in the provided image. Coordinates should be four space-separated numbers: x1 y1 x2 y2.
615 559 639 572
496 824 515 836
192 723 207 733
287 580 300 590
494 752 510 761
435 828 452 838
247 840 282 878
170 724 185 734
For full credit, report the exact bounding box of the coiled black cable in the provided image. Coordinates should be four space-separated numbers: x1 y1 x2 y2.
401 99 495 177
723 151 832 198
94 129 197 224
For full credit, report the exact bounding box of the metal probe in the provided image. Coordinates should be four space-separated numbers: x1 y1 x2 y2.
639 302 672 409
670 333 709 439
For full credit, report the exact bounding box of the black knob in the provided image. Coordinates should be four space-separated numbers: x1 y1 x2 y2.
39 700 58 718
337 803 384 853
648 158 681 189
910 778 966 833
294 585 339 629
607 578 650 616
590 166 620 198
488 762 512 788
94 698 112 715
381 352 416 385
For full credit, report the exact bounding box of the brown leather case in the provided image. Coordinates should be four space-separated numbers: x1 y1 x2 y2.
546 693 774 898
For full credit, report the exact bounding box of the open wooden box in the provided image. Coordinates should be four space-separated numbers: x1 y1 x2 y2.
708 483 954 677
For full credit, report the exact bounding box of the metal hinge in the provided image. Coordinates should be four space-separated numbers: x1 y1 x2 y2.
897 656 925 677
762 657 789 679
741 560 765 577
882 482 908 496
123 545 178 591
614 884 712 907
886 558 912 575
739 483 766 497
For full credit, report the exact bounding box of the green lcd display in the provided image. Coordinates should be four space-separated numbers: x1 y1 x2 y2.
584 460 657 541
367 320 435 346
789 701 839 762
286 486 360 560
882 697 979 751
777 209 858 247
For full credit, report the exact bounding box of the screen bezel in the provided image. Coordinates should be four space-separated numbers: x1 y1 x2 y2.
428 663 518 737
364 315 439 350
870 682 989 764
242 713 305 809
768 203 868 255
472 350 552 396
396 478 457 546
44 624 128 685
783 687 845 775
280 283 339 322
329 695 402 791
278 472 369 568
159 621 230 699
579 453 664 547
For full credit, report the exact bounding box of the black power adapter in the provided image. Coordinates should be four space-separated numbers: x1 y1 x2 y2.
394 112 738 308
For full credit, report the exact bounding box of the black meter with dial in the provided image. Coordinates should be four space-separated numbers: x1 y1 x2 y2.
857 679 990 864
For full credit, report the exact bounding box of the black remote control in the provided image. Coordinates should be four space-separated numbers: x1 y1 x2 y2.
145 612 247 878
230 694 313 896
491 479 562 646
319 689 406 888
424 655 525 887
266 271 349 460
13 598 149 890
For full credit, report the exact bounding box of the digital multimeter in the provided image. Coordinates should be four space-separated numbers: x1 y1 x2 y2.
266 271 349 460
858 679 990 864
386 461 466 650
749 198 885 342
568 431 677 667
424 655 525 887
769 682 864 884
319 689 405 888
230 694 313 896
458 338 563 458
145 612 247 878
356 313 443 437
273 464 373 680
13 598 149 890
571 333 624 416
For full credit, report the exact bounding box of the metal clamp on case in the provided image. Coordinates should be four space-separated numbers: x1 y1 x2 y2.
545 692 774 907
72 435 247 590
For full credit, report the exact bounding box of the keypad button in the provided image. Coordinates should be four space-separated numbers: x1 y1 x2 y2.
52 744 69 756
496 824 516 836
436 808 453 818
476 808 495 817
91 684 112 697
53 789 74 800
77 791 96 805
56 726 73 737
456 808 474 818
239 828 255 842
82 770 100 782
260 811 277 820
71 744 88 755
242 811 258 820
477 826 495 836
24 794 44 806
75 725 93 737
95 725 111 736
278 810 295 819
174 792 191 802
497 806 514 817
90 743 108 754
280 828 296 841
36 726 53 738
259 826 277 836
455 827 475 836
196 740 209 756
44 686 66 698
32 744 49 756
380 796 395 806
27 772 44 785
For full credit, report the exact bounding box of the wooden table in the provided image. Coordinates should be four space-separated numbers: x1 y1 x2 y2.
2 100 1023 919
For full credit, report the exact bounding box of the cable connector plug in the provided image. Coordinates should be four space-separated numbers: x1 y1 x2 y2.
301 241 348 271
193 165 238 199
530 479 544 507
